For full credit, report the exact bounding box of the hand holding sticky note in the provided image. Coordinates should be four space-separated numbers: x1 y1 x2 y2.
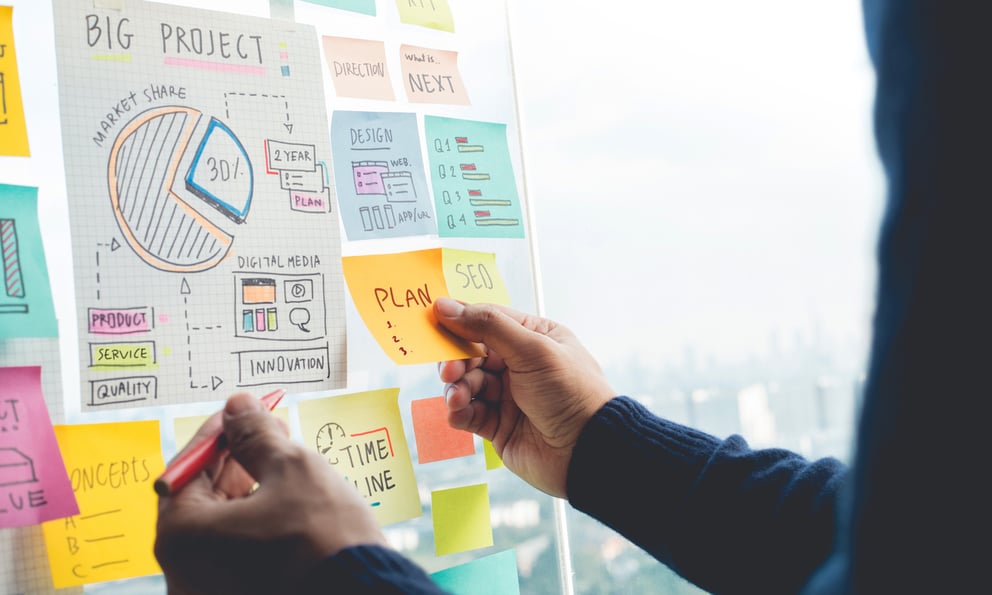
342 248 509 365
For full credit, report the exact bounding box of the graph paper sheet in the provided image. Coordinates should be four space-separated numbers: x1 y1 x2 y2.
0 338 82 595
52 0 346 411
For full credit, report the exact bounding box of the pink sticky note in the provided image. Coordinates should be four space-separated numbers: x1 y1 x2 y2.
399 44 470 105
322 36 396 101
411 396 475 464
0 366 78 528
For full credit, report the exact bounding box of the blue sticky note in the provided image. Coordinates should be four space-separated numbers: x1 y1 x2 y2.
302 0 376 16
430 549 521 595
423 116 525 239
331 111 437 240
0 184 58 338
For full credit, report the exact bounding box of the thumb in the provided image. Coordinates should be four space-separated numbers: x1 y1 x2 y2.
222 392 294 483
434 298 558 367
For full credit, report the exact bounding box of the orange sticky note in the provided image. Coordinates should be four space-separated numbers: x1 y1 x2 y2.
411 396 475 464
0 6 30 156
42 421 165 587
399 45 470 105
342 249 483 365
432 483 493 556
321 36 395 101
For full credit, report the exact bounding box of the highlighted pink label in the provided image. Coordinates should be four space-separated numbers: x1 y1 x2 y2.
290 191 329 213
88 307 152 335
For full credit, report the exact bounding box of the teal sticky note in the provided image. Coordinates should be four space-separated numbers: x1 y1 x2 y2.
302 0 376 16
0 184 58 338
424 116 525 239
430 549 521 595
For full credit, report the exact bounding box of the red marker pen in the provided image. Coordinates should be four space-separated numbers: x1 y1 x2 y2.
153 388 286 497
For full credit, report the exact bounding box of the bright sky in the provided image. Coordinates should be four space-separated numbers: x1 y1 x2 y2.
508 0 884 369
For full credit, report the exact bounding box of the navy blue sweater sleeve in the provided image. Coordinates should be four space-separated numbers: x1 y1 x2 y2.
800 3 992 594
300 545 449 594
567 396 846 595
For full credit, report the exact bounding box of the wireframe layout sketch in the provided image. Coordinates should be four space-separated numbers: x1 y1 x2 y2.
53 0 346 410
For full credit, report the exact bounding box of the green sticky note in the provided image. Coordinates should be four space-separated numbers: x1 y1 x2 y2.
432 483 493 556
424 117 524 239
0 185 58 338
303 0 376 16
431 549 520 595
483 439 504 470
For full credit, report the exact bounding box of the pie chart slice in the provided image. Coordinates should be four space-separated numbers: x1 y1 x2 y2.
108 106 235 273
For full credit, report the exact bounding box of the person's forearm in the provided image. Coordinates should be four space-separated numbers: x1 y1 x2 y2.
567 396 847 595
301 545 449 594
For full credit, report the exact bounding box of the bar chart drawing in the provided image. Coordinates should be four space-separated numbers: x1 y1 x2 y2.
0 217 28 314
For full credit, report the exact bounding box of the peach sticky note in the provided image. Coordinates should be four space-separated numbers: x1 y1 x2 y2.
483 439 504 471
342 249 484 365
432 483 493 556
42 420 165 588
399 45 469 105
297 388 421 526
0 6 30 156
396 0 455 33
321 36 395 101
441 248 511 306
411 396 475 464
0 366 78 528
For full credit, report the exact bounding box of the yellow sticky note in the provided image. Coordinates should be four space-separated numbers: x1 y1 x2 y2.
297 388 421 526
342 249 484 365
396 0 455 33
42 421 165 588
432 483 493 556
173 406 290 454
321 36 395 101
442 248 511 306
0 6 30 156
399 45 470 105
483 439 504 470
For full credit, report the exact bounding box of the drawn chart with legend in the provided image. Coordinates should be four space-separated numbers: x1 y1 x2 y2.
424 116 524 239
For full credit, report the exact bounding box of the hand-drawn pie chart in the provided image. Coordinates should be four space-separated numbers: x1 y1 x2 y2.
108 106 254 273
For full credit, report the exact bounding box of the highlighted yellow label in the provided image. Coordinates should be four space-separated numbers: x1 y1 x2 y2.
89 342 156 369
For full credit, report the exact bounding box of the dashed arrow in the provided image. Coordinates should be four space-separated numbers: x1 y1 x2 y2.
181 277 224 390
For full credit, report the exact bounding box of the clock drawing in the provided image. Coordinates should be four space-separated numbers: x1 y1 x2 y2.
315 422 346 464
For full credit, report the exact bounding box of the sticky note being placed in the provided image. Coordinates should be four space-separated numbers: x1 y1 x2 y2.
400 45 469 105
305 0 376 15
342 249 485 365
424 117 524 239
0 185 58 338
297 388 421 526
0 366 77 528
42 421 165 588
322 37 394 100
0 6 30 156
431 549 521 595
442 249 511 306
432 483 493 556
396 0 455 32
411 396 475 464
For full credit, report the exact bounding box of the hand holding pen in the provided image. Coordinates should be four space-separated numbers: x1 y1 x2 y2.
154 391 387 595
